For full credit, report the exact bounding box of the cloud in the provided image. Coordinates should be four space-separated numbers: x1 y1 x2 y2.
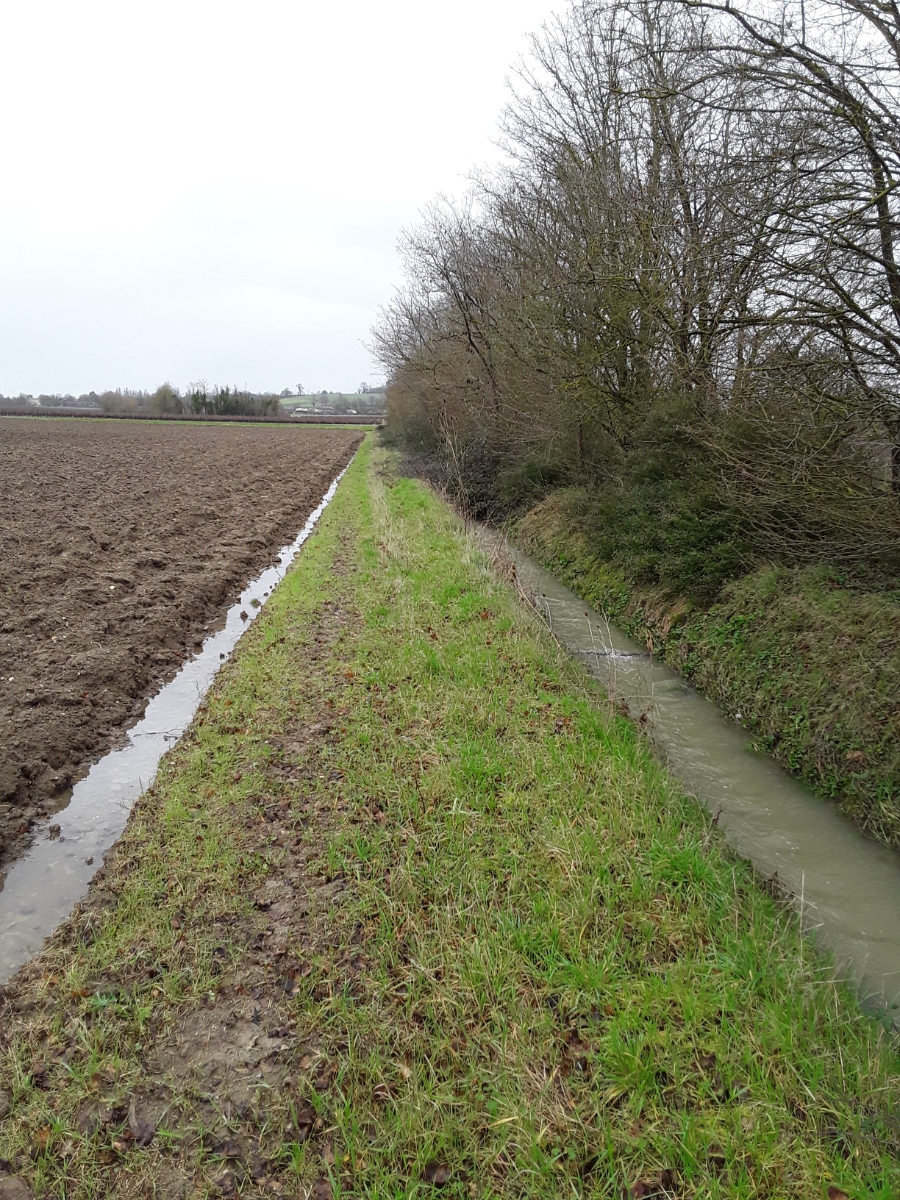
0 0 560 393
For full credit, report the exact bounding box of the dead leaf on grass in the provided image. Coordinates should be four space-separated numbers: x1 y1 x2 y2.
249 1158 270 1180
314 1064 336 1090
214 1171 238 1198
707 1147 727 1174
129 1117 155 1149
75 1104 105 1138
28 1064 49 1090
214 1137 243 1161
294 1103 318 1143
424 1161 452 1186
311 1180 332 1200
625 1171 679 1199
99 1104 127 1127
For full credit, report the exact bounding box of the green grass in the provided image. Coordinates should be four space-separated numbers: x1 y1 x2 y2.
517 489 900 849
1 440 898 1198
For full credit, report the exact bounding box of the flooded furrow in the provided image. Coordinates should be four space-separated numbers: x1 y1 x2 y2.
508 543 900 1021
0 466 348 983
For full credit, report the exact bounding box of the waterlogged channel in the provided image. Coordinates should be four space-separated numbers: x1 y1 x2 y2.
0 468 348 984
507 544 900 1021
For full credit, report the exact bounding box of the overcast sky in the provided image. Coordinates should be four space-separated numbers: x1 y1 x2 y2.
0 0 560 396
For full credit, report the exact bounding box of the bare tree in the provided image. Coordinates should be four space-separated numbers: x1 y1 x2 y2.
679 0 900 488
375 0 900 564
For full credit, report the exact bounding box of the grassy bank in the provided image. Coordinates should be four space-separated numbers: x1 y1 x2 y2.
1 440 899 1198
517 490 900 850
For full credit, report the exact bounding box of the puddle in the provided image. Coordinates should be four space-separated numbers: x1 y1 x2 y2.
0 467 348 984
511 544 900 1020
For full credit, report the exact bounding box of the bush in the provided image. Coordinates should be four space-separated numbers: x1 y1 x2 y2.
498 459 568 508
584 412 750 602
587 478 747 602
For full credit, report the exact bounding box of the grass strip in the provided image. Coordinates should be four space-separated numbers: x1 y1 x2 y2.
1 437 898 1199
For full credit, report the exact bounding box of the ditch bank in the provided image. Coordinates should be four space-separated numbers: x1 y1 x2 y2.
516 489 900 850
0 441 898 1198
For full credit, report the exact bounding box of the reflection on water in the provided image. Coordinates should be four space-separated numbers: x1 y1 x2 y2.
0 468 347 983
512 544 900 1020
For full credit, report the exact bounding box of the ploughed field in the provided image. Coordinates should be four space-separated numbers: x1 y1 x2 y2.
0 418 362 865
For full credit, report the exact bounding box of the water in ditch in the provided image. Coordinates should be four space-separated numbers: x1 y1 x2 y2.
0 469 347 984
506 544 900 1021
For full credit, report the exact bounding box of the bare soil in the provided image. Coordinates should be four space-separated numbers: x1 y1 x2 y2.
0 418 362 867
0 594 354 1199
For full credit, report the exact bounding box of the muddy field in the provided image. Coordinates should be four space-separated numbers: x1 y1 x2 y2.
0 418 362 866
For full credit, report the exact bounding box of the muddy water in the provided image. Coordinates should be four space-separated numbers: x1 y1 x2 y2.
0 468 347 984
509 546 900 1021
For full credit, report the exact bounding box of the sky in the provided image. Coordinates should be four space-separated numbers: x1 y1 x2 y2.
0 0 561 397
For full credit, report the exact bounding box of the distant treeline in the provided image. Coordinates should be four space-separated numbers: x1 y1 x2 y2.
0 392 104 409
2 385 284 419
186 386 281 418
376 0 900 596
4 385 388 418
